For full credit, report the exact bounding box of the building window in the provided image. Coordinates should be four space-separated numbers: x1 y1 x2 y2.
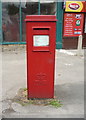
2 2 20 42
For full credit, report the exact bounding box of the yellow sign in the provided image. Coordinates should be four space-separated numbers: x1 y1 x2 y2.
65 1 83 12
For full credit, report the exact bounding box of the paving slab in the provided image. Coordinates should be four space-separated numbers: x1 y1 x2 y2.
0 45 84 118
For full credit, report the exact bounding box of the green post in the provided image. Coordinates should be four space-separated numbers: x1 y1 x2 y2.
38 0 40 15
19 0 22 42
56 2 63 49
0 0 2 43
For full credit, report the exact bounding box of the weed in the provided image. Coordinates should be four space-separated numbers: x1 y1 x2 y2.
16 100 27 106
23 88 27 91
14 88 63 108
48 100 62 108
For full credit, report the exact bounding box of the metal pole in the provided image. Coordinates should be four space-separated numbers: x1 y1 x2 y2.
38 0 40 15
56 2 63 49
56 2 58 48
0 0 2 43
19 0 22 42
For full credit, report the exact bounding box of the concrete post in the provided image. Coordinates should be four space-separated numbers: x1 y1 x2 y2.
77 35 83 56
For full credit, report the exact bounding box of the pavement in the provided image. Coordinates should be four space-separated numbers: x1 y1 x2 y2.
0 45 84 118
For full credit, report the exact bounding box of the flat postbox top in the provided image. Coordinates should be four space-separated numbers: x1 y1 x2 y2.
25 15 57 22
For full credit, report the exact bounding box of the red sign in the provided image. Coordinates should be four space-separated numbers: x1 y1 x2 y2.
63 13 84 37
85 1 86 12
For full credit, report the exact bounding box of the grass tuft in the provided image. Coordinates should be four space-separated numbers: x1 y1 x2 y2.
49 100 62 108
23 88 27 91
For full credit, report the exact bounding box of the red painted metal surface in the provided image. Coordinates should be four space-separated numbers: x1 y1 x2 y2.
85 1 86 12
63 13 84 37
25 15 57 98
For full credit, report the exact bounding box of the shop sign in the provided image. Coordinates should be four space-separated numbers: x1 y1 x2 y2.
65 1 85 12
63 13 84 37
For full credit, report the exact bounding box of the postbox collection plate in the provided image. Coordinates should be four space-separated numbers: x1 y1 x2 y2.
33 35 49 46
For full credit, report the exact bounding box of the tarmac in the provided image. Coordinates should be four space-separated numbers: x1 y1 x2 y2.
0 45 84 118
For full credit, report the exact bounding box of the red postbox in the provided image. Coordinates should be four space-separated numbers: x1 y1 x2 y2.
25 15 57 98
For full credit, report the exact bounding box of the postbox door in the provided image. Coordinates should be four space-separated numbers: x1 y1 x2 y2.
27 22 56 98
